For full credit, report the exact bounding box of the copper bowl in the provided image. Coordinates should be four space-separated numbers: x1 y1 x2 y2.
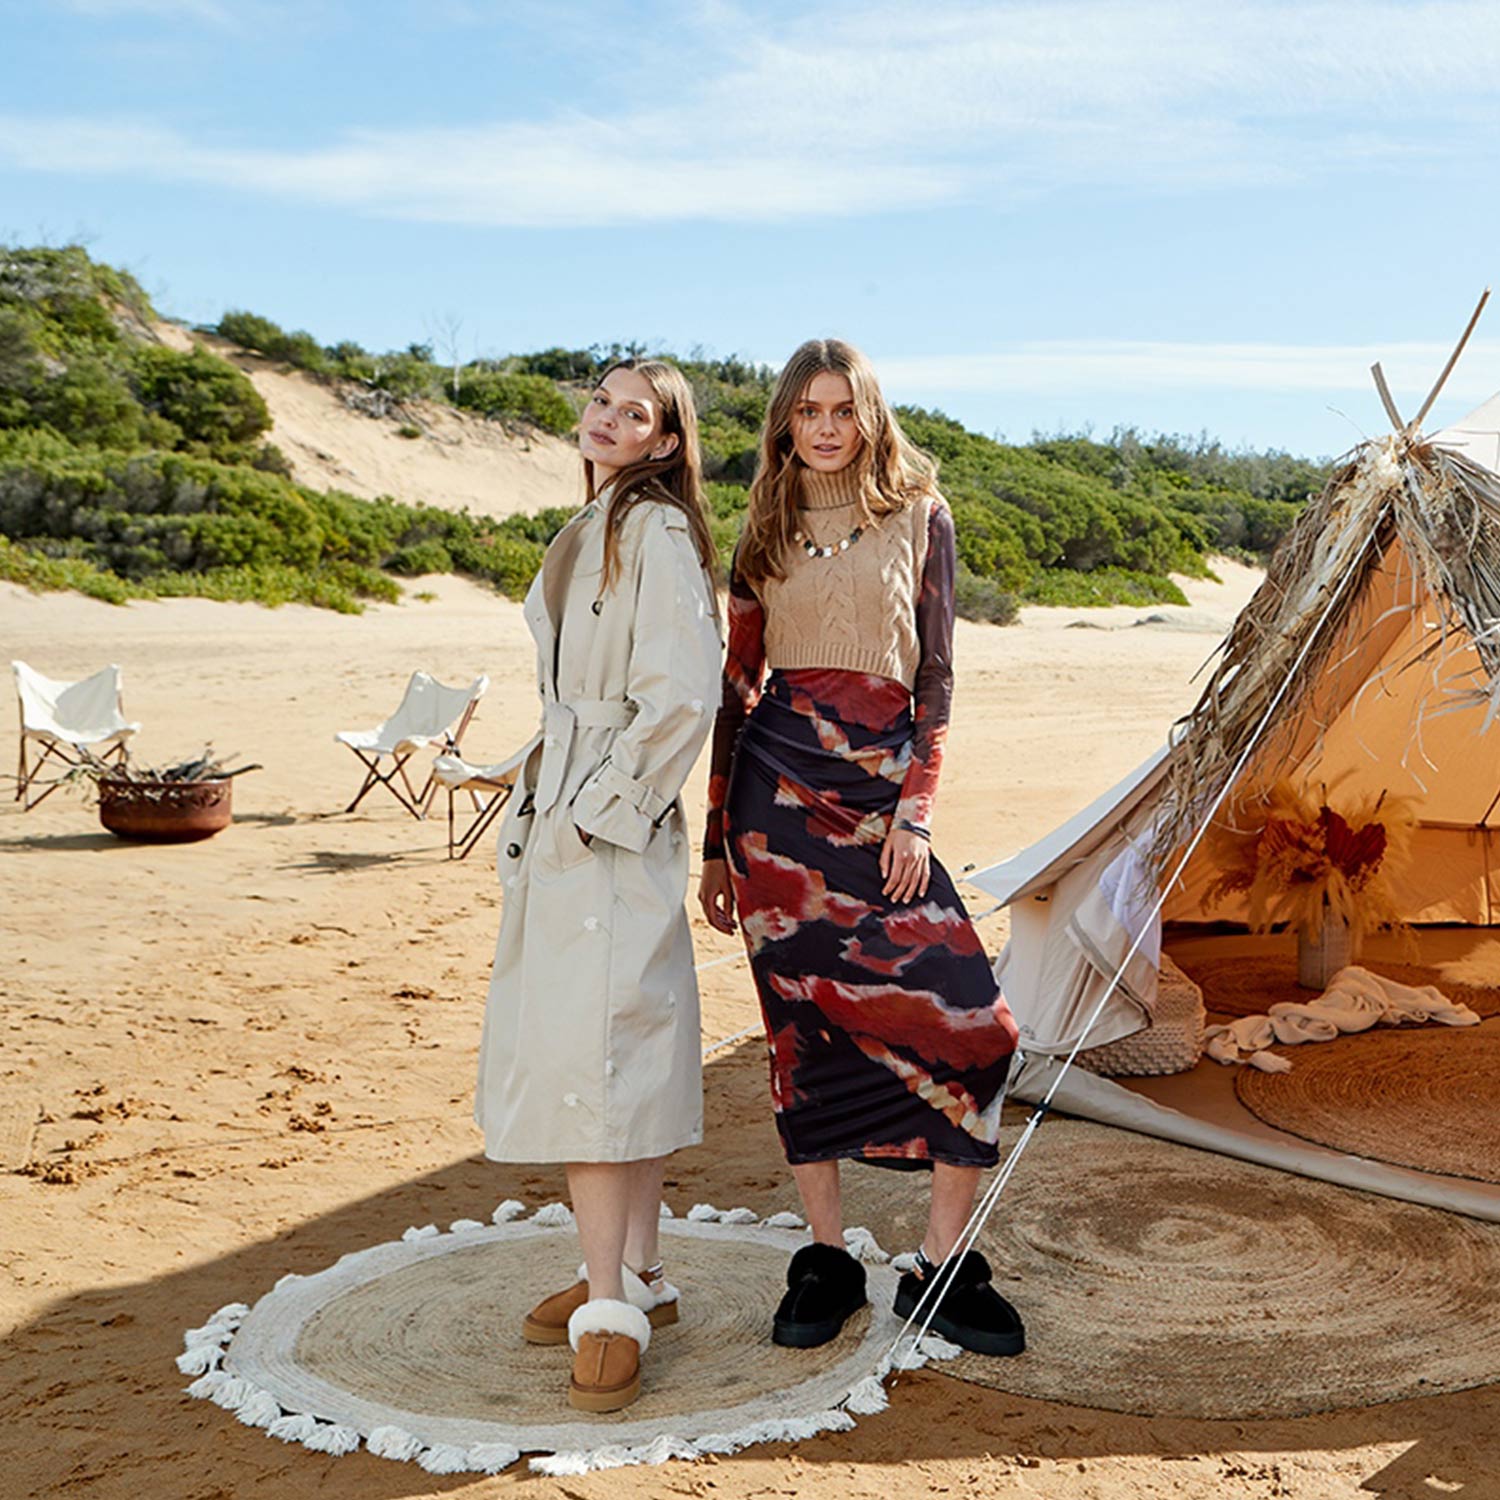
98 777 233 842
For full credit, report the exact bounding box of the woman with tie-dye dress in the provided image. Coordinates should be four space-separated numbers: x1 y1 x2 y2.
698 338 1025 1358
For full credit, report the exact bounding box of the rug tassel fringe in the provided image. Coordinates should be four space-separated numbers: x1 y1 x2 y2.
367 1424 425 1461
178 1206 953 1476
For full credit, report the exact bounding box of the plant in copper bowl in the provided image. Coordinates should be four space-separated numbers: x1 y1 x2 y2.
73 746 261 843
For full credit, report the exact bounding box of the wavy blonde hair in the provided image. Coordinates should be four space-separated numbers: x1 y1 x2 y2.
582 359 717 591
736 338 938 588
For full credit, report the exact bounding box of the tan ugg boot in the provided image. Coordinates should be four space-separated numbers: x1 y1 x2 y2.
567 1298 650 1412
522 1262 679 1345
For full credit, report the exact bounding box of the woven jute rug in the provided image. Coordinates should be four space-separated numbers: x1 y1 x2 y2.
840 1119 1500 1419
179 1213 931 1476
1176 953 1500 1022
1175 953 1500 1021
1235 1027 1500 1185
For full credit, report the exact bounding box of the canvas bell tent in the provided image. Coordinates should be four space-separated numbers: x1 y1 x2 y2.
970 392 1500 1222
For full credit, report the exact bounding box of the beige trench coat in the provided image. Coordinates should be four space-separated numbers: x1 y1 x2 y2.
476 493 722 1163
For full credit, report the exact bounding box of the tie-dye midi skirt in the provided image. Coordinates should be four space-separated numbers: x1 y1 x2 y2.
725 669 1019 1170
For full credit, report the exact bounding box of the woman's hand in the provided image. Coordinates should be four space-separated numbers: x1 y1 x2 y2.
880 827 931 904
699 858 737 934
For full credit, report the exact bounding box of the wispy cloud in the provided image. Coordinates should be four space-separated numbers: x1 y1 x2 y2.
5 0 1500 225
0 114 960 225
877 339 1500 404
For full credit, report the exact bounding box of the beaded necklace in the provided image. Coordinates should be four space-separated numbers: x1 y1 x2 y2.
792 521 865 559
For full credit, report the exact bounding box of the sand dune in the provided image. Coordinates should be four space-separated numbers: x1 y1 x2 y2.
157 322 584 517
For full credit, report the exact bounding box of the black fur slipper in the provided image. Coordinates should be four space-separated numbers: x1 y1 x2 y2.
894 1249 1025 1357
772 1242 868 1348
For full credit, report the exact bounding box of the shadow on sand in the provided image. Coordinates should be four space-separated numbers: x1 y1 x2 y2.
3 1041 1497 1498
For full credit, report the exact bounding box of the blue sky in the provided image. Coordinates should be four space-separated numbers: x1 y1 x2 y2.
2 0 1499 456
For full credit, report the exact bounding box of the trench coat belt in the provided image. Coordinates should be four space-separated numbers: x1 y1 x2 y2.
534 696 636 813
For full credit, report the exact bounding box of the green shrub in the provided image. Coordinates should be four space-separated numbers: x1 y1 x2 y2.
455 369 576 434
387 538 453 575
216 309 286 356
0 534 133 603
34 355 173 450
1023 567 1189 608
216 309 330 374
954 564 1020 625
367 350 435 401
445 529 547 597
131 344 271 452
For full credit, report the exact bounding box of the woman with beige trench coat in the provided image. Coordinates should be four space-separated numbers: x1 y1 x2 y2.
477 359 721 1413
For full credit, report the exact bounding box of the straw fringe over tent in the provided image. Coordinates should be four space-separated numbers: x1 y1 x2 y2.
1151 430 1500 873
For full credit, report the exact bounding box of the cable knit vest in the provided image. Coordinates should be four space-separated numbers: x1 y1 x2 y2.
757 466 933 690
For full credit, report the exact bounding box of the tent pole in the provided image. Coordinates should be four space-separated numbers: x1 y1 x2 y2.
1404 288 1491 439
1370 363 1405 432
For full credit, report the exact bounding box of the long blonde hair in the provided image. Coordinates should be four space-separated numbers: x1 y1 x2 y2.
737 338 938 589
583 359 717 590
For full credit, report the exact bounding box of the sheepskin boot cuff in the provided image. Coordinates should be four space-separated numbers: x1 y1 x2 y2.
613 1261 680 1312
567 1297 652 1355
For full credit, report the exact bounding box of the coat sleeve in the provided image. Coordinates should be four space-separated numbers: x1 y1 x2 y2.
570 508 723 853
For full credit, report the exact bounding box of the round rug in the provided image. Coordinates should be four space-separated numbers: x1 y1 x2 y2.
1234 1026 1500 1184
1176 954 1500 1021
839 1119 1500 1418
187 1215 921 1474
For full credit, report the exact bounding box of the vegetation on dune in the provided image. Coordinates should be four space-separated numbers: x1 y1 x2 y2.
0 245 1331 621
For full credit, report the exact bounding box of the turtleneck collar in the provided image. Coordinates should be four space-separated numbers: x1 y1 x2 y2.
798 464 864 510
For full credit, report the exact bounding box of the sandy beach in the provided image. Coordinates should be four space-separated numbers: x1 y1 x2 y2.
4 560 1497 1499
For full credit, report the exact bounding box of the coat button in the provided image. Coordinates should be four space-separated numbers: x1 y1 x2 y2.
591 599 604 615
564 1092 580 1108
507 842 522 858
583 916 599 932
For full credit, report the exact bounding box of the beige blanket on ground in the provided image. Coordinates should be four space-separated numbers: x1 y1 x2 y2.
1203 965 1481 1070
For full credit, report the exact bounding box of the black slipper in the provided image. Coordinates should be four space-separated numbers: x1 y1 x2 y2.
893 1249 1025 1357
772 1242 867 1348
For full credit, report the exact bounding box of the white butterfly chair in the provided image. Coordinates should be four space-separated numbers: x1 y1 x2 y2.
13 660 140 811
431 748 531 861
336 671 488 819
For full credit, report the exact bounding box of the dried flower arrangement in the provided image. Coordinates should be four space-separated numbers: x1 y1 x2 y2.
1203 778 1418 942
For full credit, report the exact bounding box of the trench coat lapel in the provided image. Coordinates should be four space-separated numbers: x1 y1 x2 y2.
525 503 595 700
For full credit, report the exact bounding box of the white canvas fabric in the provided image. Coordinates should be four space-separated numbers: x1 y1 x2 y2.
13 660 138 747
1434 390 1500 472
336 672 488 755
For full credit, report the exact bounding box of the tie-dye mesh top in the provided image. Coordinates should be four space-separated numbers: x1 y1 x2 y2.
704 497 957 860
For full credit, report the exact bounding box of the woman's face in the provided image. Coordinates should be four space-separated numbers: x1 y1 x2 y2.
578 366 678 481
789 370 862 473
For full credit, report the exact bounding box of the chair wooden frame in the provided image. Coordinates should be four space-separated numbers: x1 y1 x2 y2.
446 775 518 860
14 662 137 811
16 712 130 810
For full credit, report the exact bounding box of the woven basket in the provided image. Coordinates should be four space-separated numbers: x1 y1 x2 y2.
1075 953 1206 1077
